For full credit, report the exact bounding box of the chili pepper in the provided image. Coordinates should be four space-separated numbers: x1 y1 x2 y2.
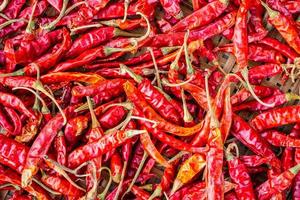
41 72 104 85
124 81 203 136
234 93 300 112
169 0 228 32
170 181 235 200
131 185 151 200
247 63 283 84
99 106 127 130
0 106 14 135
293 169 300 199
0 134 28 173
261 130 300 147
4 106 22 136
262 2 300 55
140 129 170 168
240 155 270 168
14 29 64 64
54 131 66 166
64 115 89 147
110 152 123 183
266 0 291 16
121 65 182 125
47 0 62 11
41 173 84 197
256 163 300 199
160 0 183 19
1 0 26 20
251 105 300 131
0 169 51 200
171 153 206 194
9 191 33 200
258 37 299 61
231 114 281 169
0 91 36 120
285 0 300 14
224 192 239 200
68 129 145 168
231 85 281 105
22 106 76 187
225 144 256 200
150 10 237 47
65 27 140 59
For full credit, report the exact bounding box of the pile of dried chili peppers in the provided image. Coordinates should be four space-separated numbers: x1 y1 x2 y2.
0 0 300 199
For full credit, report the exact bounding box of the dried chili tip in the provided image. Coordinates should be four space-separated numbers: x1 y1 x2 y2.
0 0 9 12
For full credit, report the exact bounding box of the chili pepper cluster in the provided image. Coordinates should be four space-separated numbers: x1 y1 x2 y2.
0 0 300 199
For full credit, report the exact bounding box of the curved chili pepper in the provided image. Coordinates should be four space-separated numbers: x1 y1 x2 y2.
231 114 281 169
247 64 283 84
9 191 33 200
0 106 14 135
41 72 104 85
124 81 203 136
68 129 145 168
234 93 300 112
263 2 300 54
256 163 300 199
4 106 22 136
226 146 256 200
131 185 151 200
0 134 28 173
65 27 140 58
0 91 36 120
170 0 228 32
64 115 89 147
22 106 76 187
250 105 300 131
41 173 84 197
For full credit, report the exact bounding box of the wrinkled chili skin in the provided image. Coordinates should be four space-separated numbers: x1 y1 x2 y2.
4 107 22 136
250 105 300 131
169 0 228 32
54 132 67 166
0 134 28 173
41 175 84 197
99 106 127 130
138 79 182 125
232 114 281 169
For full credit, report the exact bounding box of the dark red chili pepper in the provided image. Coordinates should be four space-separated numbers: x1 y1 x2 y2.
225 144 256 200
68 129 145 168
9 191 33 200
131 185 151 200
261 130 300 147
4 106 22 136
170 0 228 32
64 115 89 147
266 0 291 16
234 93 300 112
41 173 84 197
160 0 183 19
263 2 300 55
285 0 300 14
231 114 281 169
258 37 299 61
54 131 66 166
0 106 14 135
293 168 300 199
250 105 300 131
99 106 127 130
65 27 140 59
240 155 270 167
0 0 26 20
256 163 300 199
247 63 283 84
0 91 36 120
0 134 28 173
22 106 76 187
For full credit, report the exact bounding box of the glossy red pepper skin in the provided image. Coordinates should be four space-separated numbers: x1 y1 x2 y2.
170 0 228 32
0 134 28 173
41 174 84 197
54 132 67 165
247 64 283 84
99 106 127 130
231 114 281 169
251 105 300 132
261 130 300 147
68 129 140 168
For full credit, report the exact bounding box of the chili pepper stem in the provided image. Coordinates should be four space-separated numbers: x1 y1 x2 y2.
170 179 182 195
122 0 130 22
32 177 61 195
121 151 148 199
261 1 278 19
114 28 143 37
162 76 195 87
131 12 150 43
41 0 69 30
120 64 143 83
181 89 193 123
183 31 194 75
289 163 300 175
97 167 112 200
87 96 101 129
148 186 162 200
149 47 162 89
225 143 239 161
85 162 98 200
0 18 26 30
0 68 25 77
21 169 33 187
25 0 37 33
105 110 133 134
170 45 184 70
113 161 128 200
0 0 9 12
240 68 275 108
70 23 103 34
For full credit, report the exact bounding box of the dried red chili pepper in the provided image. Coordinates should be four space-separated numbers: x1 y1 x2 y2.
54 131 66 166
41 72 104 85
99 106 127 130
261 130 300 147
4 106 22 136
256 163 300 199
285 0 300 14
250 105 300 132
231 114 281 169
131 185 151 200
64 115 89 147
124 81 203 136
68 129 145 168
169 0 228 32
0 106 14 135
262 2 300 55
110 152 123 183
225 144 256 200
